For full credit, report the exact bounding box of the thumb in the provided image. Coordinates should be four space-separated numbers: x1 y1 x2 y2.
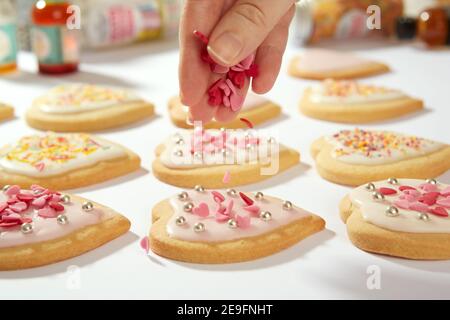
207 0 295 67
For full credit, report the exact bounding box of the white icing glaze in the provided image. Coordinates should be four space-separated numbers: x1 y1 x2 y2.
349 179 450 233
167 190 311 242
327 129 445 165
296 49 374 72
159 129 282 169
0 190 106 248
309 80 406 105
0 133 126 177
36 83 141 114
181 93 269 113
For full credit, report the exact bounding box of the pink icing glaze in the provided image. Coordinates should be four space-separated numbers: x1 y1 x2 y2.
296 49 374 72
166 190 311 242
0 187 107 249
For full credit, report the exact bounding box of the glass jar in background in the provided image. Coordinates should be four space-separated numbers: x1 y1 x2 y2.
31 0 80 74
0 0 18 74
295 0 404 45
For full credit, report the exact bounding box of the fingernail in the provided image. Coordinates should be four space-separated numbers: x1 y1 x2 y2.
208 32 243 65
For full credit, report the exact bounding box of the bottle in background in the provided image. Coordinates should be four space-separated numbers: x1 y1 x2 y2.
31 0 80 74
0 0 18 74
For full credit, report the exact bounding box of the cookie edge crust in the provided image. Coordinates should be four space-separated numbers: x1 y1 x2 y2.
310 137 450 186
288 56 390 80
26 100 155 132
299 88 423 123
152 144 301 188
0 195 131 270
340 195 450 260
0 104 14 122
150 199 325 264
0 139 141 190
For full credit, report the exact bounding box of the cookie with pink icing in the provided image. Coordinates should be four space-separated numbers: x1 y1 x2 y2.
0 102 14 123
0 132 141 190
152 128 300 188
149 187 325 263
340 178 450 260
289 49 390 80
168 93 281 129
311 128 450 186
300 79 423 123
0 184 130 270
26 83 155 132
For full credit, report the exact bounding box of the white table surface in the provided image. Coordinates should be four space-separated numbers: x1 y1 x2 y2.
0 38 449 300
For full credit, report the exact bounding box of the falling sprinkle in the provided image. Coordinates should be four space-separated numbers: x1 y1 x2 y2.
223 170 231 184
239 117 254 128
140 236 149 253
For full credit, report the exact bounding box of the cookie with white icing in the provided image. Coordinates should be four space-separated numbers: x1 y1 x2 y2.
0 132 141 190
311 129 450 186
0 184 130 270
168 93 281 129
150 188 325 263
300 79 423 123
26 83 155 132
289 49 390 80
0 102 14 123
152 129 300 188
340 178 450 260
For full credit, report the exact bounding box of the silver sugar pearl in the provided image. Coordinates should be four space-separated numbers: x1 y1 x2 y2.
426 178 437 185
267 137 276 144
365 182 376 191
388 177 398 185
193 222 205 233
260 211 272 221
175 138 184 145
21 222 33 234
174 150 183 157
245 144 255 151
372 191 385 201
220 127 226 133
177 191 189 201
194 185 205 192
221 148 229 157
175 216 186 226
227 219 237 229
255 192 264 200
60 194 71 204
56 214 69 225
283 201 293 210
227 189 237 196
418 213 430 221
385 206 399 217
183 202 194 212
193 151 203 159
82 201 94 212
2 185 10 192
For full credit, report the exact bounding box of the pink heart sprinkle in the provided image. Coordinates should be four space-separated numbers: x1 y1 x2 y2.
32 196 47 208
49 201 65 212
441 186 450 196
394 199 410 210
215 213 230 222
402 189 421 197
243 204 260 216
0 202 7 213
2 213 21 222
211 191 225 203
399 185 416 192
38 207 58 218
409 202 429 213
222 170 231 184
429 206 448 217
5 185 20 197
224 200 234 216
378 187 397 195
419 183 439 193
216 203 226 215
436 198 450 208
193 202 210 217
9 201 28 213
400 194 419 202
140 237 149 253
237 215 251 229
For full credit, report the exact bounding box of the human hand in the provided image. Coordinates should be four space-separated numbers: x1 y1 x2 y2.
179 0 296 123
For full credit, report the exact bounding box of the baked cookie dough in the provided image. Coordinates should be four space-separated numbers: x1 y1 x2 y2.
0 102 14 123
152 129 300 188
289 49 390 80
150 188 325 263
168 93 281 129
340 178 450 260
300 79 423 123
0 184 130 270
311 128 450 186
0 132 141 190
26 83 155 132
